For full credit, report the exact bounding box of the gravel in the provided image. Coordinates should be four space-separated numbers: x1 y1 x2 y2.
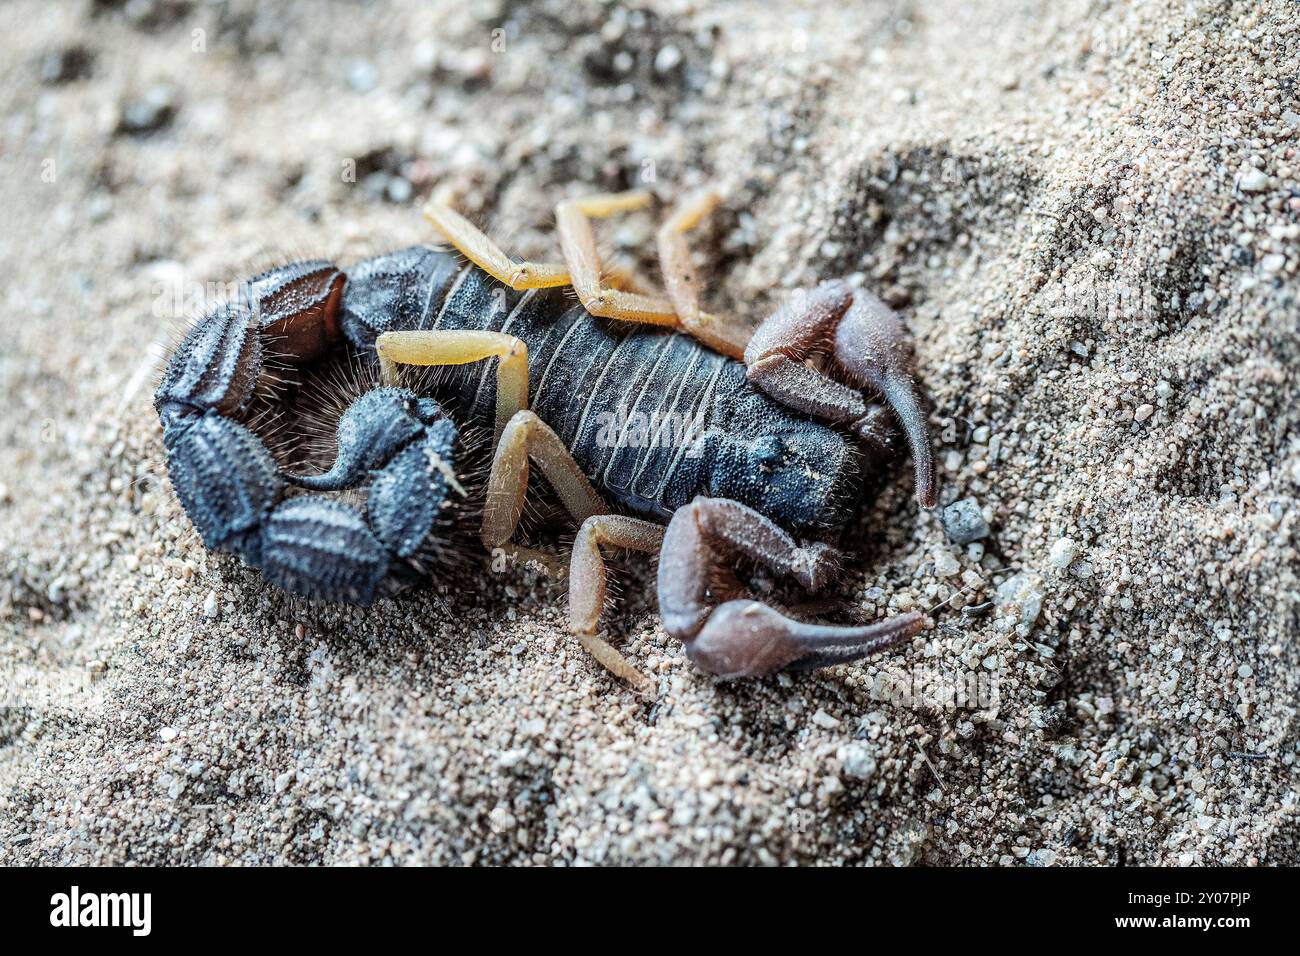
941 497 991 545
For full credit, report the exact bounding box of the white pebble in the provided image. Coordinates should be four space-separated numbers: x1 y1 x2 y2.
812 708 840 729
840 744 877 780
997 572 1044 632
1238 166 1269 192
654 45 682 73
202 589 219 619
1049 537 1078 568
933 549 960 577
1134 403 1154 422
159 726 178 742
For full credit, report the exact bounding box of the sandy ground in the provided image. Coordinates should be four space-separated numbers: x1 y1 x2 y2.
1 0 1297 865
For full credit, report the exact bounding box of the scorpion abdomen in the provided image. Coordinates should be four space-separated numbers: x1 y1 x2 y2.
336 246 868 532
348 250 859 531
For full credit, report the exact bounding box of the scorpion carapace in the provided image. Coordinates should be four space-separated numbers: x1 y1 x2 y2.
157 188 938 690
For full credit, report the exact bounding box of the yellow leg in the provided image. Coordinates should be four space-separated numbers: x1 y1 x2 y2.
603 259 658 294
555 191 682 326
569 514 665 694
484 410 655 693
423 189 570 291
656 189 749 359
481 410 605 553
376 329 528 445
425 183 746 359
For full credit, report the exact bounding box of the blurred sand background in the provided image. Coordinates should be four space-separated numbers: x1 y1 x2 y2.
1 0 1297 864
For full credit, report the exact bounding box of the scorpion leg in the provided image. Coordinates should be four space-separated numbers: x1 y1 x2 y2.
653 189 750 358
423 188 571 291
568 514 664 693
375 329 528 445
482 410 663 690
481 410 606 576
371 327 660 687
744 281 938 508
658 497 924 679
554 191 685 327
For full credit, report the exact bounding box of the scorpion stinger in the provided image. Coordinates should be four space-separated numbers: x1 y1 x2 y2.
157 261 470 604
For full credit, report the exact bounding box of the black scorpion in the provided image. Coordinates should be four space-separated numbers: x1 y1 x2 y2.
156 188 938 689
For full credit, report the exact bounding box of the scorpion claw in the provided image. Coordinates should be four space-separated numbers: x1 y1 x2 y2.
832 290 937 508
659 497 920 679
685 601 924 679
744 281 938 509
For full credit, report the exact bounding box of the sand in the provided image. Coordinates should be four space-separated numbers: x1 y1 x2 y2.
1 0 1297 865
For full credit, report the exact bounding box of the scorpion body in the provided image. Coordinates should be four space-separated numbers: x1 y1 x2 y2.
158 188 937 686
342 245 859 530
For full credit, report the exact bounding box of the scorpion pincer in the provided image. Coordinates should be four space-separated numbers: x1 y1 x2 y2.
156 187 939 690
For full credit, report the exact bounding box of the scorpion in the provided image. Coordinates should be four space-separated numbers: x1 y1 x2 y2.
156 187 938 691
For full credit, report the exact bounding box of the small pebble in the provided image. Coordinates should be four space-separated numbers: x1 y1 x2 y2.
159 727 178 743
119 85 176 135
933 549 960 577
1049 538 1078 568
997 572 1045 632
941 498 990 544
654 45 683 74
840 745 877 781
347 60 379 93
811 709 840 729
1238 166 1269 192
40 45 93 85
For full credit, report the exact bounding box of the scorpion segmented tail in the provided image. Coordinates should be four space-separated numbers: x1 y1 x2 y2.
156 260 467 604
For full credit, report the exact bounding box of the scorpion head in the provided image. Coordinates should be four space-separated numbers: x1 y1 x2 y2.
704 420 859 533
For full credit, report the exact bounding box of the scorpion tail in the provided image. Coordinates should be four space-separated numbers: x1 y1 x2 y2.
156 259 467 606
